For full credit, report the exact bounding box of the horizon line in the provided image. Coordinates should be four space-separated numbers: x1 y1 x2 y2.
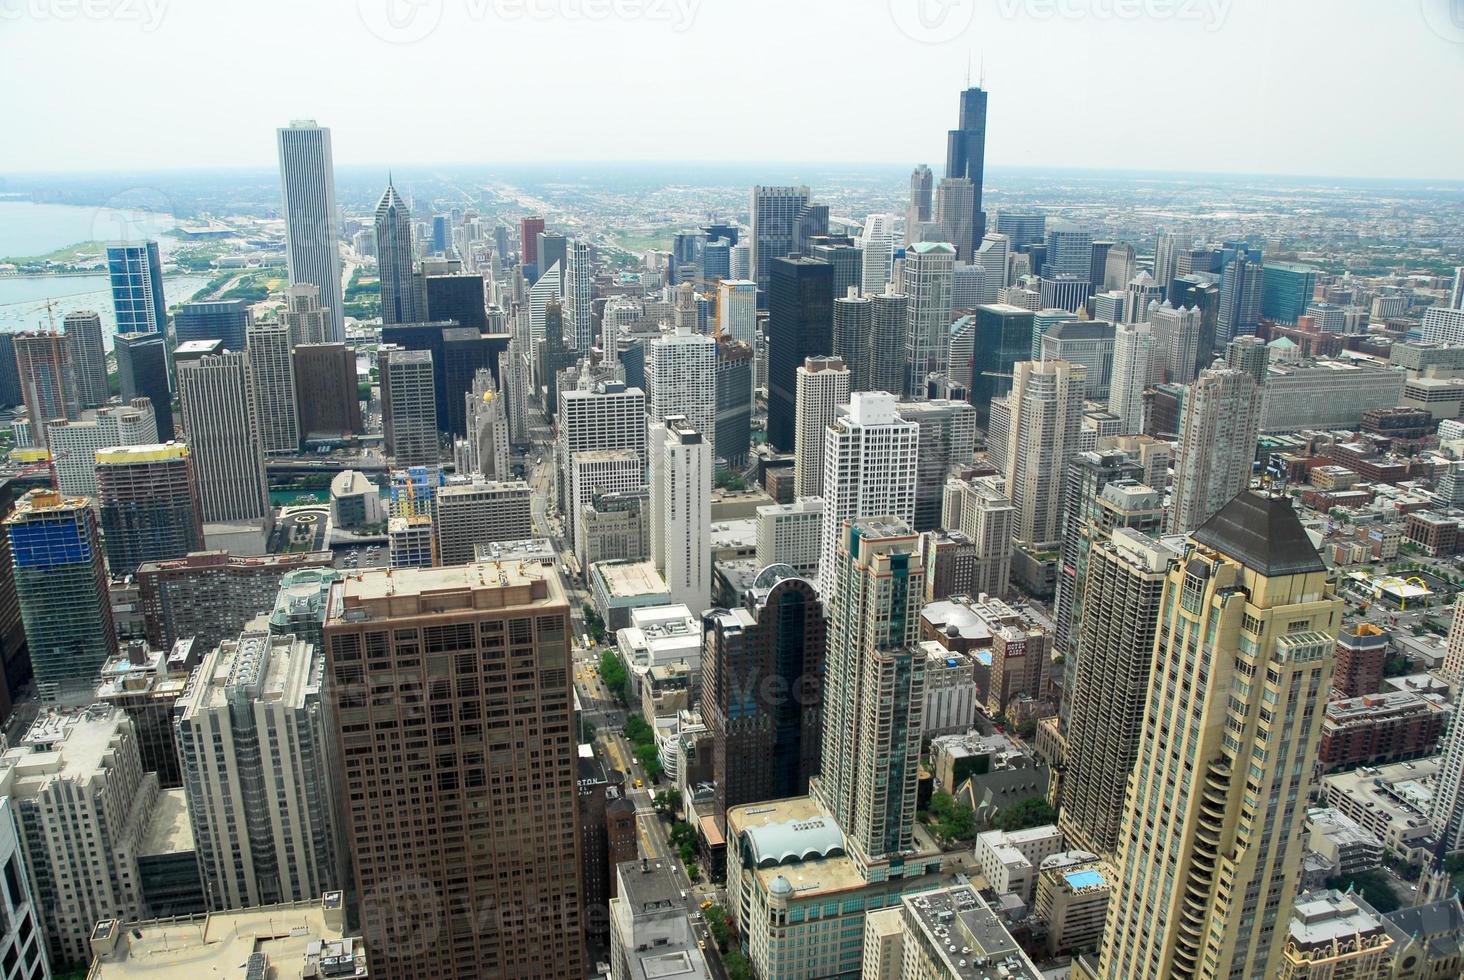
3 161 1464 187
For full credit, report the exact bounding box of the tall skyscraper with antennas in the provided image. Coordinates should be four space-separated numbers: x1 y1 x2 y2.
945 86 989 246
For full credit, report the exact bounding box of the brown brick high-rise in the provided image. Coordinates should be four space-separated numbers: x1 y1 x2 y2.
324 563 584 979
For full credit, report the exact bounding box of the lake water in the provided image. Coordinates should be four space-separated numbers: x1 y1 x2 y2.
0 274 213 345
0 199 205 346
0 199 180 260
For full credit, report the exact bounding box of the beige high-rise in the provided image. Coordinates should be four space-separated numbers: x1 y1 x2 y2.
1097 492 1341 980
793 356 849 499
324 563 583 979
1168 367 1263 535
1000 359 1087 548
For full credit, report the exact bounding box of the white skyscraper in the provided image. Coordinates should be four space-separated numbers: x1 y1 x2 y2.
44 399 157 496
730 241 751 280
1109 321 1153 434
175 340 271 526
1000 359 1087 547
902 241 956 398
794 356 850 499
647 324 718 456
565 239 594 354
860 213 896 296
717 279 758 345
905 164 934 247
3 707 157 966
972 233 1011 299
246 319 299 455
1421 305 1464 345
375 179 421 325
1103 242 1136 291
276 121 344 340
434 481 533 565
380 347 438 467
818 391 919 584
1449 266 1464 310
283 283 330 346
1123 271 1163 325
528 261 562 344
952 263 986 310
63 310 109 408
176 627 342 911
1152 230 1181 297
650 416 712 614
1150 302 1205 384
558 376 647 532
1168 367 1263 534
569 448 645 569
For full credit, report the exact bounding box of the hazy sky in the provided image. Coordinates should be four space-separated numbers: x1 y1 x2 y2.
2 0 1462 178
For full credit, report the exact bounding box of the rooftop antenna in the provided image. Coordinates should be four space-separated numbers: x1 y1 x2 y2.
965 53 972 88
980 54 986 88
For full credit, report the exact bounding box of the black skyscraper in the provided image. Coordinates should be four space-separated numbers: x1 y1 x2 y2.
423 273 489 330
115 331 174 439
767 257 833 452
381 321 509 437
702 574 825 833
0 334 22 408
945 86 989 245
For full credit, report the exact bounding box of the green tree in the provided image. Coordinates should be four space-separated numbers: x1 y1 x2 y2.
722 951 753 980
669 821 696 848
923 792 978 842
624 713 653 745
583 603 608 643
705 906 733 950
654 788 683 814
634 742 663 780
1325 869 1400 914
600 652 629 703
992 795 1057 832
686 862 700 881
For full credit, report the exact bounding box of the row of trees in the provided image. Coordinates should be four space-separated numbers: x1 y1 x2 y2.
622 713 663 781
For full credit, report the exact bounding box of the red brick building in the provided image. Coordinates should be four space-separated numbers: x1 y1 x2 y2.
1333 623 1390 699
1319 691 1447 771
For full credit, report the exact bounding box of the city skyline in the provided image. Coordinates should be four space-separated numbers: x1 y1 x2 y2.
1 2 1464 975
